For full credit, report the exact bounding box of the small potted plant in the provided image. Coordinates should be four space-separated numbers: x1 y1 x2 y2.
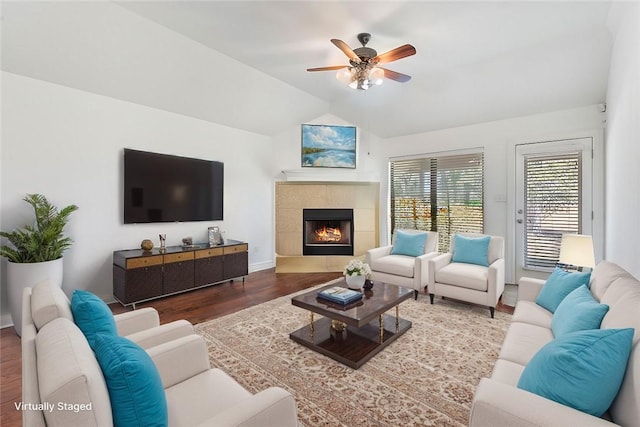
0 194 78 335
343 259 372 290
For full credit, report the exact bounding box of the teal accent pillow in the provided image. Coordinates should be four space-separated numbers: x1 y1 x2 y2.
451 234 490 266
71 290 117 348
94 334 168 427
551 285 609 337
517 328 634 417
391 230 427 257
536 267 591 313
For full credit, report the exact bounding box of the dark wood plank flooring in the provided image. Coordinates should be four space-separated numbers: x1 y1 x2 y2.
0 269 513 426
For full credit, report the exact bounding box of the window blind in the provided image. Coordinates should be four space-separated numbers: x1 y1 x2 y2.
524 152 581 269
390 152 484 252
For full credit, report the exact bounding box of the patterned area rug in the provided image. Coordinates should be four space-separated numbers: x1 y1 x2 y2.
195 280 511 426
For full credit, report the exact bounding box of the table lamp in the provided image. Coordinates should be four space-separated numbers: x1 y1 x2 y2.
558 234 596 271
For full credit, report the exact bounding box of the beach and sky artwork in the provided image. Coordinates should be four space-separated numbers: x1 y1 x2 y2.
301 124 357 169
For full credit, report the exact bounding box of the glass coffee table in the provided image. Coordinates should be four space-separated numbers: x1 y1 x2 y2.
290 280 413 369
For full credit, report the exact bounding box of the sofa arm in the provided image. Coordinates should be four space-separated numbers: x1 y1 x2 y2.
196 387 298 427
470 378 616 427
517 277 546 303
366 246 393 264
147 335 211 389
126 319 194 349
114 307 160 336
427 253 453 285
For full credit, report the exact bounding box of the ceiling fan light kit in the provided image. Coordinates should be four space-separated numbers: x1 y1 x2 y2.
336 66 384 90
308 33 416 91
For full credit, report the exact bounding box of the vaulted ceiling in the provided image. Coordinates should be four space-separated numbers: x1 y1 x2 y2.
2 1 614 138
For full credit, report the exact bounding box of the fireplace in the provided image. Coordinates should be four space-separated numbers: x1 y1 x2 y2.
303 209 354 256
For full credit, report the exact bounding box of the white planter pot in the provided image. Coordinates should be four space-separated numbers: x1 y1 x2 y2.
7 258 63 336
345 274 366 290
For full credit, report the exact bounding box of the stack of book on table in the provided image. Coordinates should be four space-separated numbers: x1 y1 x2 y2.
317 286 363 305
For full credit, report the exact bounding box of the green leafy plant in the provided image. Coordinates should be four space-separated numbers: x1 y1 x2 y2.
0 194 78 263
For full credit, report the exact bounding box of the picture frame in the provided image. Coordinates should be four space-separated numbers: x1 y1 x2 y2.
301 124 357 169
208 226 224 246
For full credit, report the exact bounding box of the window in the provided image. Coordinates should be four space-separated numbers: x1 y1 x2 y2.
390 152 484 252
524 152 581 269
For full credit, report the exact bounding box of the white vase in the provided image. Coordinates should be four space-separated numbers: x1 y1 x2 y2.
345 274 366 290
7 258 64 336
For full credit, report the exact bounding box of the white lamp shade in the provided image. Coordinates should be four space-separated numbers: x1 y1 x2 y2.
558 234 595 268
336 67 354 84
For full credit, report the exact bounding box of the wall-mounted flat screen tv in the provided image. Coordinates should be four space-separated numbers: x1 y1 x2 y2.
123 148 223 224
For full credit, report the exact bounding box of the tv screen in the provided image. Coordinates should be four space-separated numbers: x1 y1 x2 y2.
123 149 223 224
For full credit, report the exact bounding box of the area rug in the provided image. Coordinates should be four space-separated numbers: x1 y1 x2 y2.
194 280 511 427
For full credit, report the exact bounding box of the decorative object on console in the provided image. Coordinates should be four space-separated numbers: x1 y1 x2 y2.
301 124 356 169
0 193 78 336
158 234 166 253
140 239 153 252
343 259 371 290
181 236 193 247
208 226 223 246
558 233 596 271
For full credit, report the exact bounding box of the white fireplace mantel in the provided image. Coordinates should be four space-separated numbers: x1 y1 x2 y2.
279 169 380 183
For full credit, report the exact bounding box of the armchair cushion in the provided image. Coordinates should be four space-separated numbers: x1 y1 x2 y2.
94 334 168 427
517 328 634 417
451 234 490 266
71 290 117 348
371 255 417 278
551 285 609 337
391 230 428 257
435 262 489 291
535 267 591 313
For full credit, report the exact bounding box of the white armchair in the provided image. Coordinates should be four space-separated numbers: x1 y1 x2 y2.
427 233 505 318
366 229 439 299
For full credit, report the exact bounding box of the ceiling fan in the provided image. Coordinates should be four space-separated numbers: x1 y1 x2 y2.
307 33 416 90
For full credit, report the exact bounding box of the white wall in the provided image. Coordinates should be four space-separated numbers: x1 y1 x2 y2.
376 105 605 283
605 2 640 277
271 113 384 182
0 73 275 327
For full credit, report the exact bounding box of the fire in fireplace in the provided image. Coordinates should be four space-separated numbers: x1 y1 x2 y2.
303 209 354 256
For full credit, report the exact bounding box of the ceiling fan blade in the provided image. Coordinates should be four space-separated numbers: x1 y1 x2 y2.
374 44 416 64
307 65 348 72
381 68 412 83
331 39 360 62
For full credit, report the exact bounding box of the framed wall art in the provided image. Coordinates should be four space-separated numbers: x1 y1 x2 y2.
301 124 357 169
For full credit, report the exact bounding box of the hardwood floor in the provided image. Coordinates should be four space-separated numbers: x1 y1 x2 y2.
0 269 513 426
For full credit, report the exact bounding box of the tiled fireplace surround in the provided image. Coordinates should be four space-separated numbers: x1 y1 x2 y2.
275 181 380 272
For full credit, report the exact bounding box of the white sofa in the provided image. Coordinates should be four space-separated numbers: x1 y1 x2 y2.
469 261 640 426
21 282 299 426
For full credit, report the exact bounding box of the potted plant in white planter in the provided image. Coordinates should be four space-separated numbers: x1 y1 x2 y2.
0 194 78 335
343 259 372 290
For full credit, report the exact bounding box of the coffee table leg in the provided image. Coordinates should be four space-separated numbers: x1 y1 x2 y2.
396 305 400 332
379 314 384 343
309 312 314 341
